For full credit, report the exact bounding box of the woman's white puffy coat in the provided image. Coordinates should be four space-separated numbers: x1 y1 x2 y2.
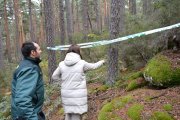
52 52 104 114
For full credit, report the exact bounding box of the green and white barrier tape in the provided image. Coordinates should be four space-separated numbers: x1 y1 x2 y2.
47 23 180 51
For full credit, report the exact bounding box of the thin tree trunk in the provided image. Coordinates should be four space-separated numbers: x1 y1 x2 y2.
39 0 45 45
29 0 36 42
32 13 37 43
87 11 93 32
94 0 101 33
71 0 74 33
65 0 73 44
19 12 25 46
129 0 136 15
4 0 12 62
76 0 80 32
81 0 89 41
44 0 57 83
103 0 108 29
0 17 4 69
13 0 22 60
59 0 66 61
143 0 152 15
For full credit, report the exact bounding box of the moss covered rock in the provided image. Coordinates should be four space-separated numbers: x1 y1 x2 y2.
144 53 180 87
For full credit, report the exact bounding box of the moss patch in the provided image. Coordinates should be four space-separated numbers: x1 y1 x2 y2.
98 95 133 120
150 111 174 120
126 80 138 91
144 55 180 87
163 104 173 111
127 104 144 120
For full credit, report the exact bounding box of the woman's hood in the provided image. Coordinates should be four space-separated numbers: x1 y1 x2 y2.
64 52 81 66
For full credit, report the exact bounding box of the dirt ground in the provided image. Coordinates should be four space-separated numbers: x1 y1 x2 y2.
48 82 180 120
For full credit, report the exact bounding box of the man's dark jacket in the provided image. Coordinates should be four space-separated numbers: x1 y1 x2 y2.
11 57 45 120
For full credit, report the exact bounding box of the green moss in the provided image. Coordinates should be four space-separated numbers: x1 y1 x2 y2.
98 103 113 120
123 71 143 81
97 85 109 92
126 80 138 91
108 113 122 120
112 95 133 110
163 104 173 111
144 55 180 87
98 95 133 120
58 108 64 114
120 95 133 106
127 71 143 80
127 104 144 120
150 111 174 120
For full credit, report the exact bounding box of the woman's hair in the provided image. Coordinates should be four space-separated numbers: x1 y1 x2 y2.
21 42 37 57
67 44 82 58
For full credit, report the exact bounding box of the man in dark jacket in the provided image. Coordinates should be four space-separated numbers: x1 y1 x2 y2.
11 42 45 120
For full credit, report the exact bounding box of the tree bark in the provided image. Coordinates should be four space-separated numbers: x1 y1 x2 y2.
129 0 136 15
94 0 101 33
43 0 57 83
39 0 45 45
143 0 152 15
81 0 89 41
65 0 73 44
107 0 125 86
13 0 22 60
59 0 66 61
4 0 12 62
29 0 36 42
0 15 4 69
75 0 80 32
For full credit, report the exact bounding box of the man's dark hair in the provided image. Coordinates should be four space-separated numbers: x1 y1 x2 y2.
21 42 36 57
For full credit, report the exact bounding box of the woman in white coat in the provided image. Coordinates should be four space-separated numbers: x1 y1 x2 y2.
52 44 105 120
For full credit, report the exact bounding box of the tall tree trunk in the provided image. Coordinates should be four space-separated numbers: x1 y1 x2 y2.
129 0 136 15
52 0 60 41
0 17 4 69
107 0 125 86
65 0 73 44
29 0 36 42
13 0 22 60
103 0 110 30
119 0 125 32
39 0 45 45
71 0 74 33
4 0 12 62
103 0 108 29
143 0 152 15
32 13 37 43
75 0 80 32
87 11 93 32
43 0 57 83
19 12 25 46
94 0 101 33
81 0 89 41
59 0 66 61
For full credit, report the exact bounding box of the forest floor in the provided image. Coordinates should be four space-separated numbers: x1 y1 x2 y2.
48 83 180 120
45 50 180 120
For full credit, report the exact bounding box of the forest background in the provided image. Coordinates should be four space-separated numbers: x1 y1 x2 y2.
0 0 180 119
